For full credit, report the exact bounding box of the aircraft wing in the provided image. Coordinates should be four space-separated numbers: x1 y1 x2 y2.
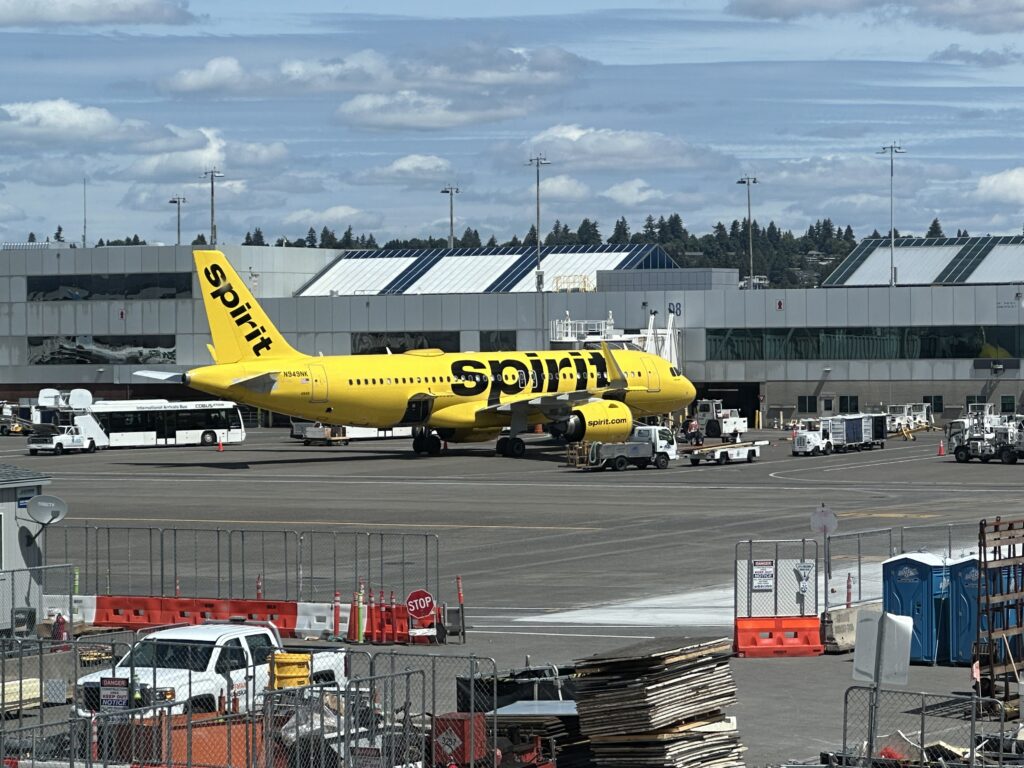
476 387 644 420
133 370 185 382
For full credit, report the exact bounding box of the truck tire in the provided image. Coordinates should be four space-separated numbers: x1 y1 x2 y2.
54 443 64 456
954 446 970 463
86 441 96 453
824 443 833 455
613 455 629 471
980 456 991 464
747 450 756 463
0 425 8 435
303 439 311 446
654 453 669 470
29 449 37 456
1001 448 1017 465
716 454 727 465
705 420 722 438
200 430 217 446
690 457 700 466
811 446 821 456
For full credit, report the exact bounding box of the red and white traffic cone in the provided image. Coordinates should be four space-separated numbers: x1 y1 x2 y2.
255 574 263 600
937 439 946 457
846 573 853 609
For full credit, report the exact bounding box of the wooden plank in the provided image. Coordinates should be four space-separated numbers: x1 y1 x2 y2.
0 678 41 712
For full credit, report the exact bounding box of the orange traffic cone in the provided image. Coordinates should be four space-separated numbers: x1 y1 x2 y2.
937 439 945 457
217 440 224 452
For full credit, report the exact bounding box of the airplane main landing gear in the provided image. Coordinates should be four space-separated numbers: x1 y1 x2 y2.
495 436 525 458
412 429 442 456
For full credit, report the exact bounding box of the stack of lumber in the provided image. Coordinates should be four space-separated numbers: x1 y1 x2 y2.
573 637 744 768
495 706 593 768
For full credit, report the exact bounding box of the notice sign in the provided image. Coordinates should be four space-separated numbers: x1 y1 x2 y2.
752 560 776 592
100 677 129 710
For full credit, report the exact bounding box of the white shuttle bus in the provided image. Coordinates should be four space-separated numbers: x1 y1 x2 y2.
89 399 246 447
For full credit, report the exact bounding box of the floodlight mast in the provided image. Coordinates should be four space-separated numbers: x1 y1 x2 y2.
440 185 460 249
202 168 225 245
526 154 551 292
878 142 906 286
736 176 758 288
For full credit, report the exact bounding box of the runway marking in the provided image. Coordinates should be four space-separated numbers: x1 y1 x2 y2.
79 515 602 532
822 455 939 472
469 630 655 639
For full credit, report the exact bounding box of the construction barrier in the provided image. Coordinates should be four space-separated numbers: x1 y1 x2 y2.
346 590 444 644
733 616 824 657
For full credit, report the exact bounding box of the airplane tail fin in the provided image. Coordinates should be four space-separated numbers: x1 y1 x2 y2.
193 250 299 364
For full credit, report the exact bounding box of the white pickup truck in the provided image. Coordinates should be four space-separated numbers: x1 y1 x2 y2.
27 425 99 455
75 622 347 716
576 425 677 471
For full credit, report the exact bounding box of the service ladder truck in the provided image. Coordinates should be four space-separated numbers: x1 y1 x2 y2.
572 425 678 471
684 439 769 466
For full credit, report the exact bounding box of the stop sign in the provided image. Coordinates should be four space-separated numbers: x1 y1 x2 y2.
406 589 435 620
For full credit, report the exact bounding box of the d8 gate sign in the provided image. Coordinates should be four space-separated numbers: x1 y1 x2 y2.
406 589 435 619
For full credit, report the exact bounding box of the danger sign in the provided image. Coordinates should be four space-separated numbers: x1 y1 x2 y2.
406 589 435 620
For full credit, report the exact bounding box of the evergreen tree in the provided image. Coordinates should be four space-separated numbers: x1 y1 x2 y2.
27 232 36 243
485 234 498 246
641 215 657 242
53 225 65 242
507 234 522 247
274 237 286 246
926 218 944 238
319 226 337 248
667 213 686 241
962 229 969 237
305 227 317 248
365 233 378 249
339 226 355 248
607 217 630 245
656 216 670 243
870 229 882 238
576 218 601 245
252 227 266 246
843 225 855 243
243 231 253 245
96 238 105 246
192 233 207 245
523 225 538 247
460 227 481 247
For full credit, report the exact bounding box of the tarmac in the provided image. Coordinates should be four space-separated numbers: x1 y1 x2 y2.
3 426 1004 766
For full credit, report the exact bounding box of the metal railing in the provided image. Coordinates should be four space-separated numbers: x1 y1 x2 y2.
0 563 74 639
43 524 442 604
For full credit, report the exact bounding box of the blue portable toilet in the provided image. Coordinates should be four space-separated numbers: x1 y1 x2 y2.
883 553 950 663
948 556 979 665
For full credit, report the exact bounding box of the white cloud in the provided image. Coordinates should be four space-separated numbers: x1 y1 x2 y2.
929 44 1023 67
338 90 523 130
226 141 288 167
284 205 379 228
0 0 195 26
358 154 452 185
280 50 395 91
726 0 1024 34
130 127 224 179
977 166 1024 204
539 174 591 200
601 178 667 207
526 124 716 170
0 98 148 143
164 57 252 93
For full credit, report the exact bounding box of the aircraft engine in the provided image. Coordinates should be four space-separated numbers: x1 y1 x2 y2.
436 427 503 444
556 400 633 443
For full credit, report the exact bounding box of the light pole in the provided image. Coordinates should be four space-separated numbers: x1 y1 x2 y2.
168 195 186 246
526 154 550 291
201 168 224 245
440 185 459 249
877 142 905 287
737 176 757 288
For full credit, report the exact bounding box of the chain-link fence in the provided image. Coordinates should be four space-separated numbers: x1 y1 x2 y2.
899 522 978 559
841 686 1010 767
735 539 819 618
42 525 442 604
1 564 74 638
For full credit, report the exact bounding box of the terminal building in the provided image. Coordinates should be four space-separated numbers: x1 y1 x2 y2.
2 235 1024 424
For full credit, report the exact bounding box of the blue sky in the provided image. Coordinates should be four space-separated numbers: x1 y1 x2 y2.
1 0 1024 247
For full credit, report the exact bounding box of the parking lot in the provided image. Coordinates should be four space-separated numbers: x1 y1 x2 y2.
1 427 1000 764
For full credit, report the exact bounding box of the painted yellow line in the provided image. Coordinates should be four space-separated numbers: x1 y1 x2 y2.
77 515 602 532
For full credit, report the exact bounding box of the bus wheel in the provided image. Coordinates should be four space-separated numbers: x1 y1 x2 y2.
200 431 217 446
86 441 96 453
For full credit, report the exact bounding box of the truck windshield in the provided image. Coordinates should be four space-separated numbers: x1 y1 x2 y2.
119 640 215 671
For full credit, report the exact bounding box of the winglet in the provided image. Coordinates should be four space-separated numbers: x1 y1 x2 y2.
601 342 627 389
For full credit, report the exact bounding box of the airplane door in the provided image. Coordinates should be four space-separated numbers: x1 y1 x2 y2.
309 364 328 403
642 358 661 392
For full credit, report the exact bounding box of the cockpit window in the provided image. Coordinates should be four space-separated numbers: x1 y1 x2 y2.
669 367 681 377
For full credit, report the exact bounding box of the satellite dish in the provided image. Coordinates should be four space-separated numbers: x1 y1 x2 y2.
38 388 61 408
68 389 93 409
26 495 69 526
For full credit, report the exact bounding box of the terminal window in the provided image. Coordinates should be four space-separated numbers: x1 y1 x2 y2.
28 335 175 365
797 395 817 413
923 395 944 414
839 395 859 413
1002 395 1016 414
707 325 1023 360
27 273 191 301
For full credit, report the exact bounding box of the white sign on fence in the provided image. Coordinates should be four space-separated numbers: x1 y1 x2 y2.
752 560 776 592
100 677 129 710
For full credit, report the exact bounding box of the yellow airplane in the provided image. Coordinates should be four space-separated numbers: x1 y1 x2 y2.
139 250 697 457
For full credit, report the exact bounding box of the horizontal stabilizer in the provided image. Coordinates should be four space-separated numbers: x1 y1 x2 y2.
133 370 185 382
231 371 279 395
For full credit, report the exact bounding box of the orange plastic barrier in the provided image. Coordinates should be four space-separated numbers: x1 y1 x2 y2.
90 595 301 635
733 616 823 657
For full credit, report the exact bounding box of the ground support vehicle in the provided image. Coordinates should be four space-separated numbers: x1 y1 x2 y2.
75 621 346 717
693 399 747 439
302 423 350 446
953 429 1000 463
684 440 768 465
792 420 832 456
27 422 106 455
569 425 677 470
826 414 886 453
